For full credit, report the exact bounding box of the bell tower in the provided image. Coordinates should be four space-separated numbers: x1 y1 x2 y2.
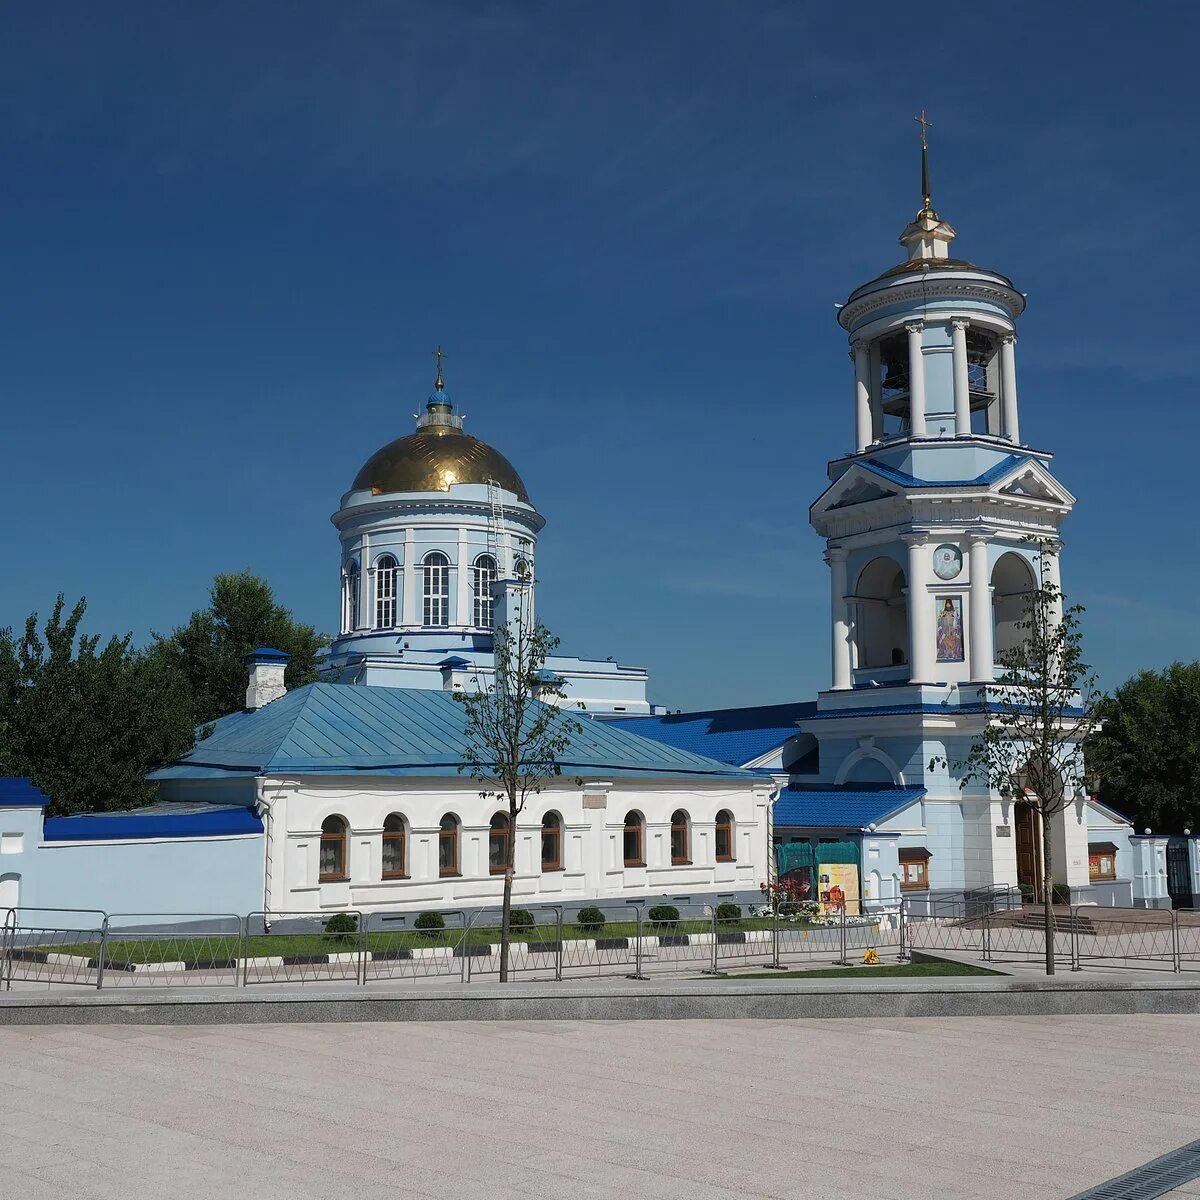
810 116 1074 695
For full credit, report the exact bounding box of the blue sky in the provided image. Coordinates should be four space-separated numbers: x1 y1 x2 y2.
1 0 1197 710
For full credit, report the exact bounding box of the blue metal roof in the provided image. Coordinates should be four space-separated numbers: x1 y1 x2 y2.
603 702 816 766
151 683 756 781
43 803 263 842
859 453 1032 490
0 777 50 808
774 784 925 829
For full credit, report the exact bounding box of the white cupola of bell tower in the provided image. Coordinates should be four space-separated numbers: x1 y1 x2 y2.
839 113 1026 454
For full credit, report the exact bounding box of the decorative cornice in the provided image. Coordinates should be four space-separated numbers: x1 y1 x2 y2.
840 278 1023 332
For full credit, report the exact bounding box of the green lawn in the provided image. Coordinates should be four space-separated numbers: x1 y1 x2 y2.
41 916 788 965
722 961 1000 979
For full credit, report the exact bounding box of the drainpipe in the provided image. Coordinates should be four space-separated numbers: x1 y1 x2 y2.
254 778 273 931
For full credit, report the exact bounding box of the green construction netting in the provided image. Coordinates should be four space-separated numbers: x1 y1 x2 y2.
775 839 859 878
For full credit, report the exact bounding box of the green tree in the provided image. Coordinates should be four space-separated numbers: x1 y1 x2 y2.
932 542 1102 975
153 571 327 724
0 596 196 815
454 617 582 982
1089 662 1200 834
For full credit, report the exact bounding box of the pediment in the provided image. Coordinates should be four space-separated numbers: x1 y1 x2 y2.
830 477 895 508
811 464 902 518
994 461 1074 506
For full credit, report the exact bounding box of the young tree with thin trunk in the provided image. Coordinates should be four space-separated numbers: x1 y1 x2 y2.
454 618 582 982
932 540 1102 975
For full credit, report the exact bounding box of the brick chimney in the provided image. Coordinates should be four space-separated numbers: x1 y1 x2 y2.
244 647 289 710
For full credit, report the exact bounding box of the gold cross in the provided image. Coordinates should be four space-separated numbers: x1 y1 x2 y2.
914 109 933 150
433 345 445 389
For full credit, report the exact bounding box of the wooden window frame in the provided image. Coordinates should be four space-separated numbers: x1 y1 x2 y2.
623 812 644 868
472 554 497 629
438 815 460 878
319 816 348 883
423 552 451 627
488 813 510 875
541 812 562 872
670 810 691 866
715 810 735 863
374 555 398 629
382 814 407 880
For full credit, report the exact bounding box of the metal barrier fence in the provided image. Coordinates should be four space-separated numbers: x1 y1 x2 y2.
1 907 107 989
5 902 1199 991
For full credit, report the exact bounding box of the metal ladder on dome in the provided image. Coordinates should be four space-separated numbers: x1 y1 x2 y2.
485 478 509 578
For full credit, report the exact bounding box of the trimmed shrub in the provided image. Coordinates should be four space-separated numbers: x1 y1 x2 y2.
1051 883 1071 905
576 906 606 933
715 902 742 923
414 911 446 938
323 912 358 943
508 909 535 929
648 904 680 926
778 900 801 916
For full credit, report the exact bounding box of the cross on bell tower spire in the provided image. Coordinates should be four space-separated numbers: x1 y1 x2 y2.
915 109 936 218
899 110 955 262
433 344 446 391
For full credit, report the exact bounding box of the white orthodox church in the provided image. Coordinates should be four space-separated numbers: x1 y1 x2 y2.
3 125 1165 922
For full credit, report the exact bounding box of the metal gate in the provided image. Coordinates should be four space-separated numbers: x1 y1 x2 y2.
1167 843 1193 909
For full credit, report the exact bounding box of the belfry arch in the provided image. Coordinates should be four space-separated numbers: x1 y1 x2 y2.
992 552 1037 657
853 556 909 672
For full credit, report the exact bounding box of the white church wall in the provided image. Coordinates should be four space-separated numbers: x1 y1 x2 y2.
261 775 768 916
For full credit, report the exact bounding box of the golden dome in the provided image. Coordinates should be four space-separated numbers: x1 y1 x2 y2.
352 423 530 503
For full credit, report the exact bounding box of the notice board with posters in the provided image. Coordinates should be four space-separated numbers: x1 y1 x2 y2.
818 861 861 915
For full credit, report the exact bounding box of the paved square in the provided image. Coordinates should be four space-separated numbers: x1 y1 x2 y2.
1 1015 1197 1199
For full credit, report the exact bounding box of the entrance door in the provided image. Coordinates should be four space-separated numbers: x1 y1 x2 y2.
1014 802 1041 900
1167 844 1193 909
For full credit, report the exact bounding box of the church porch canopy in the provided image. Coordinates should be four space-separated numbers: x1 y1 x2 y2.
774 784 925 830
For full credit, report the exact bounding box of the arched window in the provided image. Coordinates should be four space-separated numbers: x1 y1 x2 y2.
319 815 348 881
671 810 691 865
423 552 450 626
514 557 530 581
715 810 735 863
489 812 510 875
382 813 407 879
473 554 497 628
623 811 644 868
342 560 360 633
992 552 1038 658
374 555 398 629
853 557 909 672
438 813 460 877
541 811 562 871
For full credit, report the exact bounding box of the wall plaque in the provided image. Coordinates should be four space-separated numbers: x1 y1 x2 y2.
996 825 1012 837
582 794 607 810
